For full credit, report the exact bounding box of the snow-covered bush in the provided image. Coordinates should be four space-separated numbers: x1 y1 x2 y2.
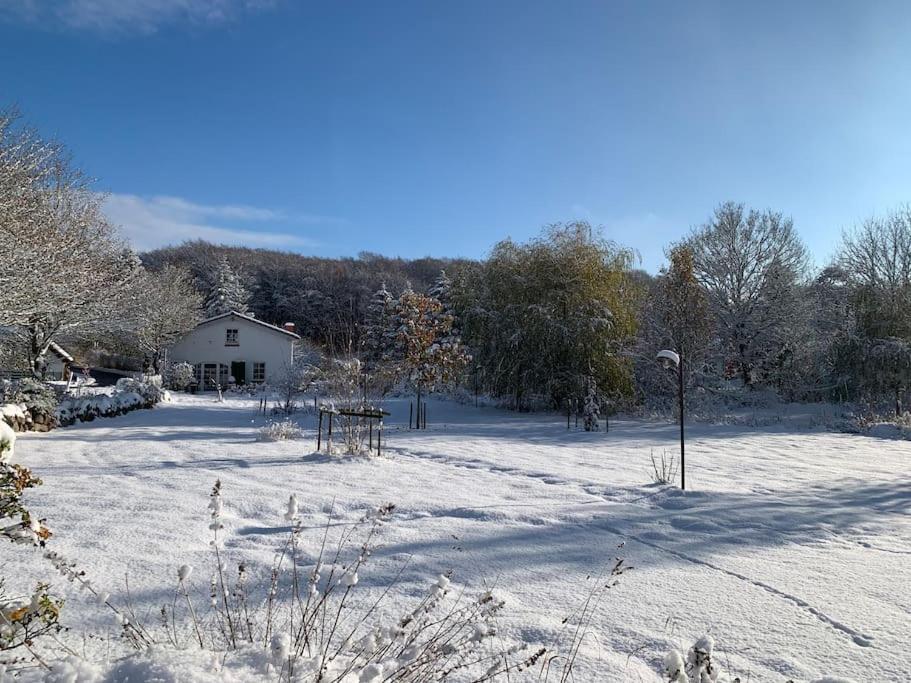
55 379 170 426
1 417 59 661
258 418 302 442
0 403 28 432
0 581 62 656
166 361 195 391
664 636 719 682
0 378 57 431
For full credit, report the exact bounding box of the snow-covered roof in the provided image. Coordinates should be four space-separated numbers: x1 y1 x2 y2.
48 341 75 362
197 311 301 339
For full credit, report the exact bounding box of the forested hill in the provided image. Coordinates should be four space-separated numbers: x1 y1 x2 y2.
140 240 476 352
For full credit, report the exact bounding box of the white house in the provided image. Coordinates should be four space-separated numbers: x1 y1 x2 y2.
168 311 300 389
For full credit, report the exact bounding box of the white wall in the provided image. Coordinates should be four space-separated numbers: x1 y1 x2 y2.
168 315 296 386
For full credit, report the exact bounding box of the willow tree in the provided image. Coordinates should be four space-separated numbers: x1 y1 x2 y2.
458 222 640 410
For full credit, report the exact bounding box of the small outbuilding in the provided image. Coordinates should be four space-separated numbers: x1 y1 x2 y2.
45 342 75 381
168 311 300 389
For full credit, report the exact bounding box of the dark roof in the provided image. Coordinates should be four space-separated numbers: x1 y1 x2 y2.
197 311 301 339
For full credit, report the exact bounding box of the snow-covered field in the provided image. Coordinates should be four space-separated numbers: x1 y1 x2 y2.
6 395 909 681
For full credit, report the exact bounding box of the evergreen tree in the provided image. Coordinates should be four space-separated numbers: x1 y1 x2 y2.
204 256 250 317
363 281 394 367
582 377 601 431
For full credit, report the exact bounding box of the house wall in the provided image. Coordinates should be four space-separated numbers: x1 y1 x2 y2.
168 315 296 386
45 355 67 381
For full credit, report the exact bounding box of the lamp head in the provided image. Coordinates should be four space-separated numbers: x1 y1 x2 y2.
656 349 680 370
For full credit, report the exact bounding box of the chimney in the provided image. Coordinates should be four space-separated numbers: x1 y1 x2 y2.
283 322 296 334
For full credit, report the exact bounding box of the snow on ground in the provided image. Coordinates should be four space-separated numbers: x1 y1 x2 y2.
4 394 909 681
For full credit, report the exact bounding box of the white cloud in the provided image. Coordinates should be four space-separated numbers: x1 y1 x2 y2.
0 0 277 34
103 193 325 252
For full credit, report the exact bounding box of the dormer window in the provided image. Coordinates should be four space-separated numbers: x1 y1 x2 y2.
225 328 239 346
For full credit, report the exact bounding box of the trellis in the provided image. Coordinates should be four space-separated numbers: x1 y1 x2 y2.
317 406 390 456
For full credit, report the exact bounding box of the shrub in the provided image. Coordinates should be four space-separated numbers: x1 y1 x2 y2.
650 449 679 485
166 362 195 391
55 379 170 426
664 636 719 682
0 379 58 431
258 419 303 442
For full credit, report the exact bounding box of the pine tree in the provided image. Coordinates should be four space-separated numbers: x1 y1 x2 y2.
429 269 461 338
204 256 250 317
363 282 394 367
582 377 601 431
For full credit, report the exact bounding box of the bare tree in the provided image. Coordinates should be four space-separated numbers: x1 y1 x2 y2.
837 207 911 339
0 110 140 377
124 265 203 374
274 343 322 414
685 202 809 387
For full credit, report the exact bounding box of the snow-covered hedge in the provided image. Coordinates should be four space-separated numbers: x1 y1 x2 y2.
55 378 170 427
0 378 58 431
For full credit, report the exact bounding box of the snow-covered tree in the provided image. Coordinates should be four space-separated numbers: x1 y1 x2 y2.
204 256 250 317
363 281 394 367
458 223 640 410
838 208 911 340
0 110 142 378
124 265 202 374
582 377 600 431
429 270 453 316
274 343 322 414
685 202 809 388
636 246 712 404
388 287 469 408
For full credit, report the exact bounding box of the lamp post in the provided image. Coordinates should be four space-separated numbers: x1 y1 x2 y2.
656 349 685 490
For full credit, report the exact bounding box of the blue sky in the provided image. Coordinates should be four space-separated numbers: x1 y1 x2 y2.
2 0 910 272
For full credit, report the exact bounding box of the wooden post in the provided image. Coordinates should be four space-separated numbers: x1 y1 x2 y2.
369 420 373 450
409 402 413 430
422 403 427 429
317 410 323 452
328 412 333 452
377 419 382 456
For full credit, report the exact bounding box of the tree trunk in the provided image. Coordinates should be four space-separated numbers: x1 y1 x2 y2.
27 323 50 380
416 385 422 430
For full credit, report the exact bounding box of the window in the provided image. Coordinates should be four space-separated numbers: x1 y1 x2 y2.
225 328 239 346
253 362 266 383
